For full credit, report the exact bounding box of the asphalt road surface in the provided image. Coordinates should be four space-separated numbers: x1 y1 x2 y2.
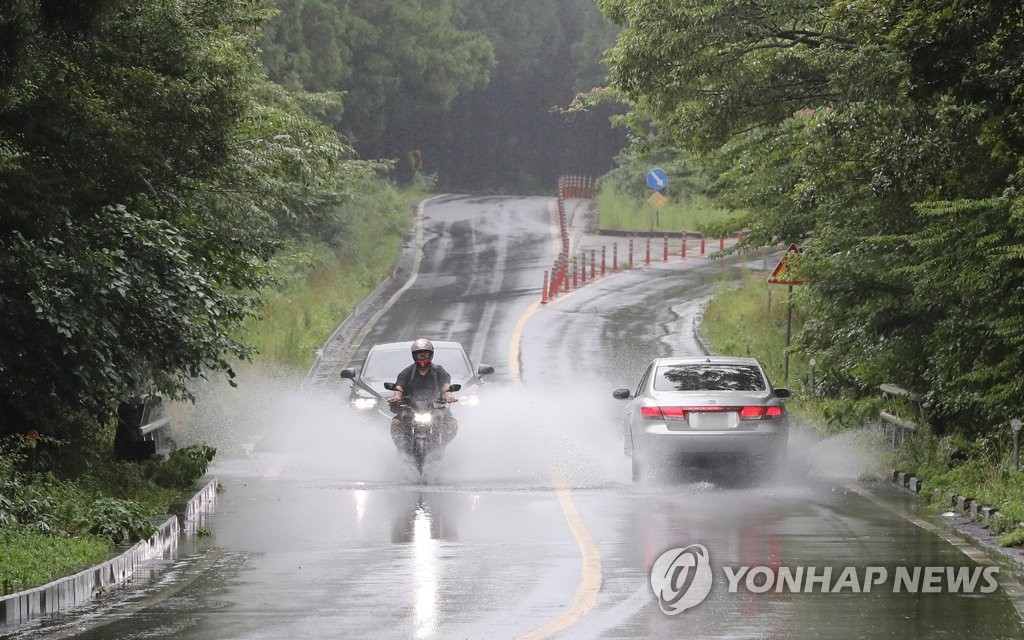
8 195 1024 640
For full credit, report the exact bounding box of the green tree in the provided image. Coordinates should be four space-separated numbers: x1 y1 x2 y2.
261 0 625 192
398 0 625 191
261 0 495 147
0 0 374 438
599 0 1024 433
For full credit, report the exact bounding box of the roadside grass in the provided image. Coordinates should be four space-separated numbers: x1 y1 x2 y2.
0 433 186 595
893 431 1024 524
245 181 418 368
703 270 1024 543
701 271 809 393
594 183 742 233
0 532 111 595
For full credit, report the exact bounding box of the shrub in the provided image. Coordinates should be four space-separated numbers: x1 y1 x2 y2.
80 497 157 545
145 445 216 489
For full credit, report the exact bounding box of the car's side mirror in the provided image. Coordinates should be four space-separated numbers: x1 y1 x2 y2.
774 388 791 398
383 382 397 391
612 388 631 400
448 384 462 392
477 364 495 376
340 368 356 379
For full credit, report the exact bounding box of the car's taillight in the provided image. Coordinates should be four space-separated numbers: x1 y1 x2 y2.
738 406 785 420
738 406 762 420
641 406 691 419
643 405 785 421
659 406 689 419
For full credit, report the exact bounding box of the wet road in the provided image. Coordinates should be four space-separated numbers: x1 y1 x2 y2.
9 196 1024 639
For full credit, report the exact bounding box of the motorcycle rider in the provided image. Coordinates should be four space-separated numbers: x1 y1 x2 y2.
387 338 458 450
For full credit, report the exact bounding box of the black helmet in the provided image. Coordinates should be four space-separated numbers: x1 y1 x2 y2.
411 338 434 365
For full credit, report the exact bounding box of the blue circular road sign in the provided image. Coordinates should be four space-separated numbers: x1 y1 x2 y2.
646 167 669 191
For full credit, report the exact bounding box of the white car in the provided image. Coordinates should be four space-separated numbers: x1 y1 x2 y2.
340 341 494 415
612 356 790 481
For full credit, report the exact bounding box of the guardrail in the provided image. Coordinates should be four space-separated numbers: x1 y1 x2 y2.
137 415 172 455
115 397 172 460
878 384 922 446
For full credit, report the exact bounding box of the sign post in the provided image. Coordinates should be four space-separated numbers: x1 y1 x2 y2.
767 244 805 384
1012 419 1022 471
646 168 668 228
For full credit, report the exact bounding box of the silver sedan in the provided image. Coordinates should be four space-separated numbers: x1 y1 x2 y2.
612 356 790 481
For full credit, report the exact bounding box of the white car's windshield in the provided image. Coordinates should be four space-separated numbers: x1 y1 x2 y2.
363 346 472 381
653 364 767 392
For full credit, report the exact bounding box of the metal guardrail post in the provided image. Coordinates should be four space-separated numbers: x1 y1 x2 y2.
117 397 173 460
137 416 172 456
878 384 923 446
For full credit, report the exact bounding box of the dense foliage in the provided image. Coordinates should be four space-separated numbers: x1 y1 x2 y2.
260 0 627 192
598 0 1024 436
0 432 217 593
0 1 379 439
0 0 624 593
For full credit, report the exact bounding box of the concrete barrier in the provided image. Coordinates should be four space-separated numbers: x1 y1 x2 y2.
0 516 177 625
956 495 974 516
0 476 217 627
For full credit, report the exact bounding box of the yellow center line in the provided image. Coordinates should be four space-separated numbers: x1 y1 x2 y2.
518 476 604 640
510 203 603 639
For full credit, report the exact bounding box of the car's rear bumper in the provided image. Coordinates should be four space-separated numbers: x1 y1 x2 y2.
632 423 787 458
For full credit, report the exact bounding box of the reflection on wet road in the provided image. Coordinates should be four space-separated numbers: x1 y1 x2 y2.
17 376 1023 640
6 196 1023 640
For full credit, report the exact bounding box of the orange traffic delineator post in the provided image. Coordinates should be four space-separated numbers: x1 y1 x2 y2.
542 270 549 303
601 246 606 277
682 232 687 259
613 243 618 271
629 238 634 268
663 235 669 262
645 237 651 266
700 238 706 256
590 249 596 280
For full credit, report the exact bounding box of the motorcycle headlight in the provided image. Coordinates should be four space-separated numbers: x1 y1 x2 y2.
352 397 378 410
414 412 433 424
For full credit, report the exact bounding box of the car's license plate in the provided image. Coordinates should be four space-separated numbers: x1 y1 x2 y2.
688 412 733 430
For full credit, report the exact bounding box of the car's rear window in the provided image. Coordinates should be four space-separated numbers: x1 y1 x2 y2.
653 364 767 391
363 346 472 380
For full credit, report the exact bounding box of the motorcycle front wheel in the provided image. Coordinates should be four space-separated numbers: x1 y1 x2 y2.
412 438 427 474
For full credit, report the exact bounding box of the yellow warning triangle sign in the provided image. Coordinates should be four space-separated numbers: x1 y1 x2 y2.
768 243 805 285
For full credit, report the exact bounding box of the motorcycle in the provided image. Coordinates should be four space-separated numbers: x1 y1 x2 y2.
383 382 461 475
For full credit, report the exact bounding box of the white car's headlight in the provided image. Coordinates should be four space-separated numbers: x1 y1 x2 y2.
352 397 378 410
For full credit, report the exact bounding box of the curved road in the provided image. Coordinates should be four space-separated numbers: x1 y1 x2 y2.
9 196 1024 640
